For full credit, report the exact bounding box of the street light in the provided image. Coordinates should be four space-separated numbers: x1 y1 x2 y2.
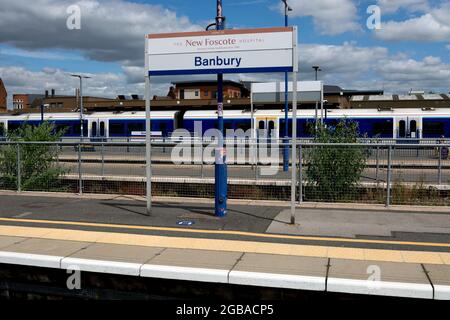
282 0 292 172
312 66 322 131
70 74 91 141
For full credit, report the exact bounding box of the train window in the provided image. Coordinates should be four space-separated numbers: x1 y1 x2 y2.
127 122 144 135
399 120 406 138
8 122 21 132
110 122 125 136
279 119 292 137
268 121 275 137
92 122 97 137
236 121 251 132
423 121 444 136
100 122 105 136
159 123 167 135
55 124 68 135
373 121 393 136
410 120 417 133
258 121 265 130
0 123 4 136
224 120 233 131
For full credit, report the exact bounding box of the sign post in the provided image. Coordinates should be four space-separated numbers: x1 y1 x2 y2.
215 0 227 217
145 21 296 218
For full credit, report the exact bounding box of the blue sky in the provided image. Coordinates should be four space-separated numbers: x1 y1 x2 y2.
0 0 449 107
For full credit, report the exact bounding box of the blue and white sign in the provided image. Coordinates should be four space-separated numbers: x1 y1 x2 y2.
146 27 297 76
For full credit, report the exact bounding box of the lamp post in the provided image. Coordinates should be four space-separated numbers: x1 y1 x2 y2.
282 0 292 172
312 66 321 132
71 74 91 141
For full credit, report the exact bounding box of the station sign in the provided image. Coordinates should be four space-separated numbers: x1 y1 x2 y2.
146 27 297 76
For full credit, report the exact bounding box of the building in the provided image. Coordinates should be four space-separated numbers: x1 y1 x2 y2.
350 93 450 109
172 80 249 100
0 78 7 112
13 94 45 110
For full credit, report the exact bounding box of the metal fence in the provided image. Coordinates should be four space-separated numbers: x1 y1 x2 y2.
0 140 449 206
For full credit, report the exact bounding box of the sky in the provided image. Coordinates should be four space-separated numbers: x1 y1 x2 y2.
0 0 450 108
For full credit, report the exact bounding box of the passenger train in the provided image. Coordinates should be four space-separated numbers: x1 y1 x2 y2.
1 108 450 140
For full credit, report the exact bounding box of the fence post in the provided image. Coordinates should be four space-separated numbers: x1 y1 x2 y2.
375 146 379 183
438 146 442 185
101 142 105 177
386 145 392 207
255 141 258 180
298 143 303 204
127 137 130 153
16 144 21 193
200 139 204 178
78 142 83 195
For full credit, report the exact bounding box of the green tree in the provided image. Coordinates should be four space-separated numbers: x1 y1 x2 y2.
305 119 368 201
0 122 67 191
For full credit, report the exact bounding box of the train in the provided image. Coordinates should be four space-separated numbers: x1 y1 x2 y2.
1 108 450 141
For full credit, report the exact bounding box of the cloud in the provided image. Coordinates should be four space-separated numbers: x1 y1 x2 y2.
283 0 359 35
376 0 429 14
375 3 450 41
0 0 200 66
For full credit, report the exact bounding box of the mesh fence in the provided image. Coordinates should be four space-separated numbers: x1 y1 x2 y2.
0 141 448 206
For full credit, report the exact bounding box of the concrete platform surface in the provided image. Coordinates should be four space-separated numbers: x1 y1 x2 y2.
0 235 26 249
327 259 432 299
424 264 450 300
0 234 449 300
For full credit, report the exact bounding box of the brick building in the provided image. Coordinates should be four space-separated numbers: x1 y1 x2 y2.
0 78 7 112
172 80 249 100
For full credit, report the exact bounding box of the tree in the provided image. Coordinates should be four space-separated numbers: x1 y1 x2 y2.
0 122 67 191
305 119 368 201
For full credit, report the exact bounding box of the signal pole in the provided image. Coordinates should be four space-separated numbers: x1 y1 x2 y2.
215 0 228 217
282 0 292 172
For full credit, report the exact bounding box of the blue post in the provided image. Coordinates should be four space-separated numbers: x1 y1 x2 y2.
215 0 227 217
282 1 289 172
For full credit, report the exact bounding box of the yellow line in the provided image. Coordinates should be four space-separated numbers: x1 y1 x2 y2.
0 225 448 265
1 217 450 249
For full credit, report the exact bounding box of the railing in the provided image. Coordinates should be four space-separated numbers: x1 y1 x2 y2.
0 140 449 206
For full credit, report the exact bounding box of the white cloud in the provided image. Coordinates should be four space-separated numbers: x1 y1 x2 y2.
375 3 450 41
446 44 450 50
0 0 200 66
284 0 359 35
376 0 429 14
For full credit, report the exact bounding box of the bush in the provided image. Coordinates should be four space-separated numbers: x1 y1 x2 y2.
0 122 67 191
305 119 368 201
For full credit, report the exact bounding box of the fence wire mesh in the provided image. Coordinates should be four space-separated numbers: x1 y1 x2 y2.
0 140 448 206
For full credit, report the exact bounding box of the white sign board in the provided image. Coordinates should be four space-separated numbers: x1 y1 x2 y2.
146 27 297 76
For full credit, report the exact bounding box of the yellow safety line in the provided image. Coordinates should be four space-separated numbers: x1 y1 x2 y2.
0 225 448 265
1 217 450 249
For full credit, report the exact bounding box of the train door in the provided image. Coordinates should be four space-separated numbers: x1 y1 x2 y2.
396 117 421 139
90 119 107 141
256 117 278 141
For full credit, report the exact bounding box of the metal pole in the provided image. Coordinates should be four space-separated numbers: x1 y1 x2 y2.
214 0 227 217
201 140 204 178
145 36 152 216
386 145 392 207
80 77 84 142
282 2 289 172
290 27 298 225
438 146 442 185
320 82 324 125
250 85 255 169
78 142 82 195
299 143 303 204
375 146 379 183
17 144 21 193
101 142 105 177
